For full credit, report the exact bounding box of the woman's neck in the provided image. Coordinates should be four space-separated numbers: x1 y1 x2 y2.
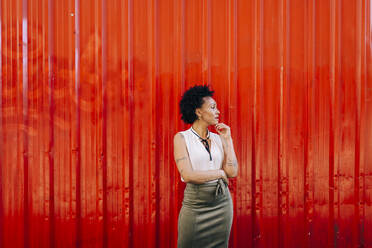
191 121 209 139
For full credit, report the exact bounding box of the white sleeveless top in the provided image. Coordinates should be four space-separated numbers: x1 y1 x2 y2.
179 127 224 183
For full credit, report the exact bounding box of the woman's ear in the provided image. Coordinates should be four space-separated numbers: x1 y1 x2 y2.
195 108 202 119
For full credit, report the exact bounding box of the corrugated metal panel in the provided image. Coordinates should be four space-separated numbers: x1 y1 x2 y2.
0 0 371 247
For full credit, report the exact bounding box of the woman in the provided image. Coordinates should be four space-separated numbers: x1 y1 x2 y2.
174 85 239 248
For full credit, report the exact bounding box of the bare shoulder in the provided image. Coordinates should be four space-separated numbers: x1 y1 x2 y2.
173 132 185 141
173 132 188 159
173 132 186 146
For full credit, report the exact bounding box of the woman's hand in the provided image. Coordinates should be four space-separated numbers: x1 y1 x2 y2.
215 123 231 140
217 123 239 178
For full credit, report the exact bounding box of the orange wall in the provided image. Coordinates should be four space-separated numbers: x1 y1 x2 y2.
1 0 372 247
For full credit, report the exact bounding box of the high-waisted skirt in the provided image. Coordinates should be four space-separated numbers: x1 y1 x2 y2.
177 179 233 248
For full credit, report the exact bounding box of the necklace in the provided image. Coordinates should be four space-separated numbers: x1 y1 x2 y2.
190 127 212 161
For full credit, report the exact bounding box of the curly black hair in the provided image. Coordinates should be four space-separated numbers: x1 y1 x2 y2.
179 85 214 124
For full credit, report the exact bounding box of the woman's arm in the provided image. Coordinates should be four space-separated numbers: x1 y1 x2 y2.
174 133 228 184
216 123 238 178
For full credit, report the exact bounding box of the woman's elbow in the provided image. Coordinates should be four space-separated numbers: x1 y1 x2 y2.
226 166 238 178
181 172 192 183
227 172 238 178
183 177 191 183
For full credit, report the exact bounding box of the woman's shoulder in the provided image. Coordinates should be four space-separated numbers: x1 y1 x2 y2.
174 129 191 139
173 129 192 148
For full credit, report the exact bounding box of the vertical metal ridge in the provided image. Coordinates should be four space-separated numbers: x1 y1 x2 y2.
14 5 20 245
228 0 238 245
251 104 256 248
201 0 209 84
42 8 49 246
284 1 291 246
252 0 257 244
207 0 211 85
304 0 316 246
181 0 185 89
329 0 335 245
355 0 363 246
101 0 108 247
152 0 160 246
233 0 238 94
336 0 342 245
336 4 342 242
307 0 316 247
119 1 129 246
278 0 286 247
228 0 238 122
201 0 205 84
0 0 3 245
148 0 156 244
22 0 29 247
74 0 82 246
366 0 372 245
329 0 338 246
47 1 55 247
146 0 158 246
231 0 238 130
13 4 18 245
360 0 368 246
252 0 262 245
303 2 309 246
127 0 134 246
47 0 55 247
173 1 186 244
227 0 231 94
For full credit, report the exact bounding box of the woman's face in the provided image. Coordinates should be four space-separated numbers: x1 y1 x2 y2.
196 97 220 125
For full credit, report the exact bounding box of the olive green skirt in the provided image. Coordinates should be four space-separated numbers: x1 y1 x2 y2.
177 179 233 248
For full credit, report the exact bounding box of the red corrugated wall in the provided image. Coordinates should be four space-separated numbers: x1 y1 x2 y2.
1 0 372 247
